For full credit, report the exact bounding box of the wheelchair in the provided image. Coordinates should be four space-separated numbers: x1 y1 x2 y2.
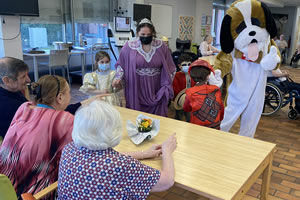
262 77 300 119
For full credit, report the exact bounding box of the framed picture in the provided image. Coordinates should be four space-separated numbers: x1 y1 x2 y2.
206 16 212 25
201 15 206 25
201 28 206 37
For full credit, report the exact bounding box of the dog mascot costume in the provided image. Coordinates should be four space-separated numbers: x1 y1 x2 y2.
209 0 281 137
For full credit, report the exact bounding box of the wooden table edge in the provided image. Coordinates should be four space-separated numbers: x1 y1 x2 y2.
231 144 276 200
175 182 224 200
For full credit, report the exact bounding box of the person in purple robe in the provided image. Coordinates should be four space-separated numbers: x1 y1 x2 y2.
112 18 176 116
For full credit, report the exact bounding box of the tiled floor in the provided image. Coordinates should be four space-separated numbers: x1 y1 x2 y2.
70 65 300 200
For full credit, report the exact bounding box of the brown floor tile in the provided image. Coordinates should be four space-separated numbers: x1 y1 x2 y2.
281 180 300 190
275 191 300 200
270 183 291 193
291 189 300 198
169 185 186 195
163 192 187 200
182 190 202 200
272 172 297 183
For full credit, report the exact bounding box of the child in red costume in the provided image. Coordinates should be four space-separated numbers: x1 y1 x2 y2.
172 54 195 121
183 59 224 129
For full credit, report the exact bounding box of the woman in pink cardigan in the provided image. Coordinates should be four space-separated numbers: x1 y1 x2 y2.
0 75 104 197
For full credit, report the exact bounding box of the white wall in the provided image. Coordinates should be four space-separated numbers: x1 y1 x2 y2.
143 0 196 50
195 0 213 44
0 16 23 59
290 7 300 57
143 0 214 51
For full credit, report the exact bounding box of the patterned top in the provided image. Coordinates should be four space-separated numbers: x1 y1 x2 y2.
80 70 116 92
79 70 121 106
58 142 161 200
0 102 73 196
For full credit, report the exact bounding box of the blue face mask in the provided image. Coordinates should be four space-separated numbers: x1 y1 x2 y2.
98 63 110 71
182 65 190 73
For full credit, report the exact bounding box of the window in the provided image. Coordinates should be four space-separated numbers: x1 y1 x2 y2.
21 0 112 49
21 0 64 49
212 3 225 46
71 0 111 46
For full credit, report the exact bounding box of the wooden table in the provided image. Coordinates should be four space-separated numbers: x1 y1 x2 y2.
200 55 217 66
23 50 86 82
115 107 276 200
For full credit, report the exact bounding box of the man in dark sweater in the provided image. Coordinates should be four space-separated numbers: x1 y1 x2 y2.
0 58 109 140
0 57 31 139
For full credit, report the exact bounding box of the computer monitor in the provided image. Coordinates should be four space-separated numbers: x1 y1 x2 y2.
133 4 151 22
0 0 39 16
115 16 131 32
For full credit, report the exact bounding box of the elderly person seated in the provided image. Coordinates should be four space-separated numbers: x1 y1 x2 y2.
0 57 30 139
199 35 219 56
0 75 104 197
275 34 288 63
267 69 300 112
290 44 300 67
58 100 177 199
0 57 85 140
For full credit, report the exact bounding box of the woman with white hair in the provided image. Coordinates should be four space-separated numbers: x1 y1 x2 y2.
199 34 219 56
57 100 177 200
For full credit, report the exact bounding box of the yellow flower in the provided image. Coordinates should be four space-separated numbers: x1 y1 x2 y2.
142 121 150 128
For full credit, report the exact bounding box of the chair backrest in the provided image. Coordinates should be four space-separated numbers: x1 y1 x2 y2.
49 50 69 67
0 174 18 200
21 181 58 200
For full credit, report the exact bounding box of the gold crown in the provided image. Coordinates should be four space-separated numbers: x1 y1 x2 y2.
139 18 152 25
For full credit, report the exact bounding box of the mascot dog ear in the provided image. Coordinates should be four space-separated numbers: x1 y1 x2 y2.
220 15 234 54
261 2 277 38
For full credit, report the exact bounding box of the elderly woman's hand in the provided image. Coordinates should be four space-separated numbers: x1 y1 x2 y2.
281 70 290 77
162 133 177 155
143 144 162 159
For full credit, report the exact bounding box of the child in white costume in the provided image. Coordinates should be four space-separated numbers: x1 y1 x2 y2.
80 51 122 106
209 0 280 138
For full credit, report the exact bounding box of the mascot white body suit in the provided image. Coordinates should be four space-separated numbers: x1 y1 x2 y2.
209 0 280 137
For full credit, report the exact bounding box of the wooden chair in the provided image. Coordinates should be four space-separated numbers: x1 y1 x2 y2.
21 181 58 200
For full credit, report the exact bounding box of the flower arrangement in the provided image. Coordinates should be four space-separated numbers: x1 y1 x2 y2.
138 118 152 132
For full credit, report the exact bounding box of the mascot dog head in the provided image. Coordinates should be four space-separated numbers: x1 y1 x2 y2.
220 0 277 61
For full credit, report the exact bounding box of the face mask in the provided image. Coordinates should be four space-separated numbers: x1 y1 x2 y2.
140 36 153 45
182 65 190 73
98 63 110 71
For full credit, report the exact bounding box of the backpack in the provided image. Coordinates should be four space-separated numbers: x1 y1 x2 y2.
186 85 223 129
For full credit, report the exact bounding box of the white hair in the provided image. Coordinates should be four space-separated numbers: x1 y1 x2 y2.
72 100 122 150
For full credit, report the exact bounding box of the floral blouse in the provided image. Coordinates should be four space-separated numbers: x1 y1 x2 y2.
58 142 161 200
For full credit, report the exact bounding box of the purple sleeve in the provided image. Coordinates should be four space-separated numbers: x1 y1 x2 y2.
162 43 176 80
114 43 130 80
114 65 124 80
123 156 161 199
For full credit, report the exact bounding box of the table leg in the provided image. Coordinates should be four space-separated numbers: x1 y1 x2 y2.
33 56 39 82
260 150 274 200
81 52 86 84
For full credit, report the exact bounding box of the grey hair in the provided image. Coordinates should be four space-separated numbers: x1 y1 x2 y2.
72 100 123 150
204 35 212 42
0 57 29 84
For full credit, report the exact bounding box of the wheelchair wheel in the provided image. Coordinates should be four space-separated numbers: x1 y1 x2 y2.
262 83 283 116
288 108 298 120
